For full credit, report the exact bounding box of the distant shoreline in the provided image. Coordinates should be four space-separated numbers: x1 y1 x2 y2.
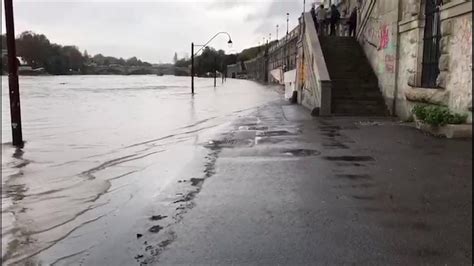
0 73 191 77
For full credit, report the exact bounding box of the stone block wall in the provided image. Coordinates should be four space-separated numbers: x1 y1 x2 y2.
352 0 472 122
358 0 399 114
443 13 472 121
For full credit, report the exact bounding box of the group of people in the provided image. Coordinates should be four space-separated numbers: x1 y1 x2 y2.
310 3 357 37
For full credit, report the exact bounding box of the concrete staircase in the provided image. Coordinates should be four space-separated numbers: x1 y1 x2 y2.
320 36 389 116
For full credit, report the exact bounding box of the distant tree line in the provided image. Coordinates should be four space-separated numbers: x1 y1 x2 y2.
173 43 267 77
174 47 236 77
1 31 152 75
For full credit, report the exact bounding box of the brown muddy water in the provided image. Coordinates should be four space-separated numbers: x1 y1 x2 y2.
1 75 280 265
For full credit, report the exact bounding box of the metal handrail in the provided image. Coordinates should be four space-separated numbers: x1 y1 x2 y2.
356 0 377 39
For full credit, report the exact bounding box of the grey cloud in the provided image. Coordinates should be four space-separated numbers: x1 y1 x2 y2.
4 0 306 63
251 0 308 34
206 0 254 10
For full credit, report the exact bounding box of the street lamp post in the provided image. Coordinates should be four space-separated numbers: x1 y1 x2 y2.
191 32 232 94
276 25 279 41
4 0 23 147
191 42 194 94
286 12 290 71
214 55 217 88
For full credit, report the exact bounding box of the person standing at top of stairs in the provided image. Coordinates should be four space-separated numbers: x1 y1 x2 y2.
316 4 327 36
348 7 357 37
310 3 318 33
329 4 341 36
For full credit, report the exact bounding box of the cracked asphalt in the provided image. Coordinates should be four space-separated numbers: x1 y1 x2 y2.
156 100 472 265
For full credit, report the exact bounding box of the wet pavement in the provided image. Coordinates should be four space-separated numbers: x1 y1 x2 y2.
2 77 472 265
154 101 472 265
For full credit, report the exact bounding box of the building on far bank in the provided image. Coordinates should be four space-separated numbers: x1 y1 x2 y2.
226 63 243 78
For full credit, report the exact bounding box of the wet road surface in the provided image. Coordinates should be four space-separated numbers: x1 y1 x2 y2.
155 102 472 265
1 76 279 265
2 76 472 265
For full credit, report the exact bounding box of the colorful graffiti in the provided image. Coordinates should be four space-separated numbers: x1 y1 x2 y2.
364 19 380 48
379 25 390 50
364 18 392 51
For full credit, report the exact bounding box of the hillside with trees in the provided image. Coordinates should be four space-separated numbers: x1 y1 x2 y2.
1 31 270 77
173 42 269 77
1 31 154 75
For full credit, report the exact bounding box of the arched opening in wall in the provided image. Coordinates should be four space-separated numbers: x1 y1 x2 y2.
421 0 442 88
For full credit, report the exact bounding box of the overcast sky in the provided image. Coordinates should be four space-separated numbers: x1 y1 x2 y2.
1 0 315 63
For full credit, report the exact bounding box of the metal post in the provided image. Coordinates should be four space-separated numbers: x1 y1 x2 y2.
4 0 23 147
276 25 279 40
214 56 217 88
221 62 224 84
264 39 269 83
191 42 194 94
286 13 290 71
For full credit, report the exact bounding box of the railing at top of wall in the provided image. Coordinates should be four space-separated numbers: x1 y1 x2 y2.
356 0 377 40
269 26 300 53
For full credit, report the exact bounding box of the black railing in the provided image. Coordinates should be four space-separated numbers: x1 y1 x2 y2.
421 0 442 88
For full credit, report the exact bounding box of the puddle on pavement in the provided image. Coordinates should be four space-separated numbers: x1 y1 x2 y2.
281 149 321 157
335 162 366 167
189 178 204 186
324 156 375 162
204 139 253 149
238 126 268 131
256 130 295 137
319 125 341 130
352 195 376 200
323 142 349 149
335 174 372 180
148 225 164 233
255 137 286 145
321 132 342 137
150 215 167 221
334 183 375 189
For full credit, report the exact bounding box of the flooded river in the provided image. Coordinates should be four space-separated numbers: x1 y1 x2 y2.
1 75 280 264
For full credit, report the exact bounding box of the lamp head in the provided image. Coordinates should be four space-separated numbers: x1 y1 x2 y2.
227 38 233 48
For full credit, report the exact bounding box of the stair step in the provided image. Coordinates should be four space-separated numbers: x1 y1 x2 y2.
332 105 389 115
320 36 388 116
332 79 378 86
333 93 384 99
330 75 378 81
332 94 385 100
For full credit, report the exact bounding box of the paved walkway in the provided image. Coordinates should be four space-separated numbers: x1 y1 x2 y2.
152 100 472 265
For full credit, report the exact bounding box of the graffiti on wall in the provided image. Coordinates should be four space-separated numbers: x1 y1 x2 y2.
379 24 390 50
364 18 396 74
364 18 392 51
384 54 396 73
364 18 380 49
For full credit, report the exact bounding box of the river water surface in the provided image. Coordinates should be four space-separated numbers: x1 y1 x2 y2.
1 75 279 264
